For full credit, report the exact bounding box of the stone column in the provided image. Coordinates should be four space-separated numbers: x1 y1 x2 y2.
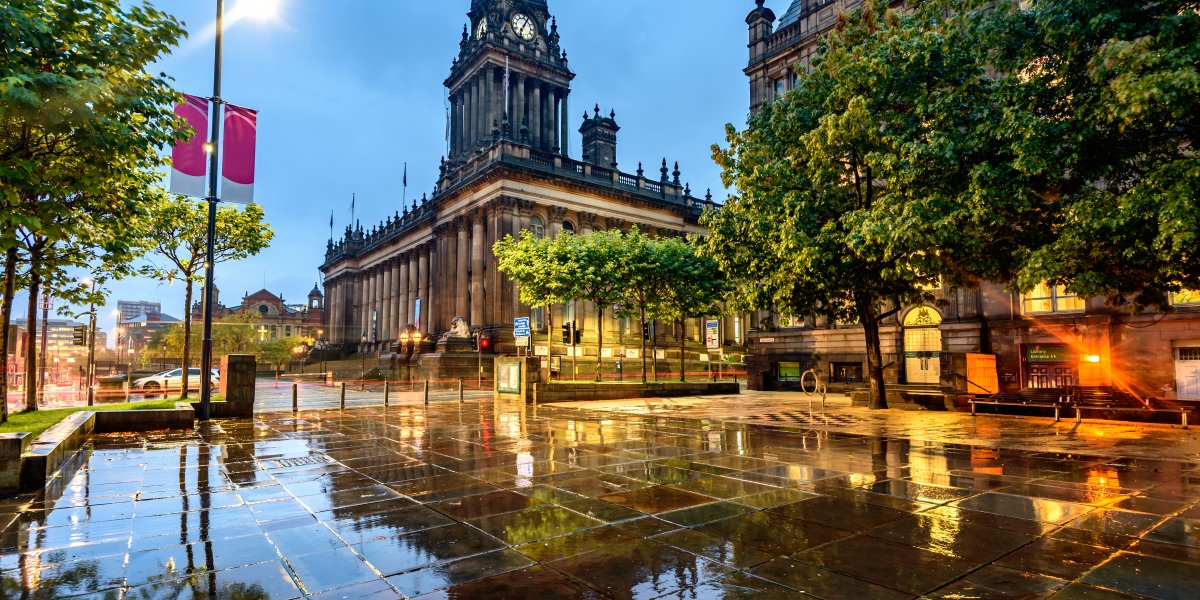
457 217 470 320
471 210 486 326
515 74 527 140
530 81 542 149
549 88 560 152
407 251 419 331
560 89 569 157
371 268 382 343
446 220 460 321
418 244 430 332
513 202 530 317
474 74 484 150
483 71 493 142
390 260 401 339
457 91 466 156
398 255 410 327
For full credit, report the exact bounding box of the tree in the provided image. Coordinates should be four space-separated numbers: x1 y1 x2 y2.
966 0 1200 307
0 0 185 417
140 197 273 398
615 228 658 382
494 230 577 355
704 0 1027 408
650 237 729 382
560 230 633 381
259 337 312 375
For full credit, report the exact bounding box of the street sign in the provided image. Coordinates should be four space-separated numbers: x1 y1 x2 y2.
513 317 531 338
705 319 720 350
515 335 530 348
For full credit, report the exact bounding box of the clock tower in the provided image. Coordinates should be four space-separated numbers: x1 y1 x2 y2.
447 0 574 159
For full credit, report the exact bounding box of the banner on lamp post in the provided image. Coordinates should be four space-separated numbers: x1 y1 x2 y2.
221 104 258 204
169 94 210 198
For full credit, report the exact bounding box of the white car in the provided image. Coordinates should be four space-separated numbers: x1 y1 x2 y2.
134 368 220 393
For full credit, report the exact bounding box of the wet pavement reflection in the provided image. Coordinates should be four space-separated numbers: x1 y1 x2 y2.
0 397 1198 599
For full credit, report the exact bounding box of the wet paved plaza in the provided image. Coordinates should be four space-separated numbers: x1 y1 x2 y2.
1 396 1199 599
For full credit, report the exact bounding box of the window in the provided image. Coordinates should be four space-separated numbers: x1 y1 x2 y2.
773 78 786 98
1023 282 1085 314
778 362 802 381
1173 289 1200 306
530 216 545 239
561 221 574 234
532 306 545 331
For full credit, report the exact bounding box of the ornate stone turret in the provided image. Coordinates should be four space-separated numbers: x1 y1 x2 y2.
579 105 619 168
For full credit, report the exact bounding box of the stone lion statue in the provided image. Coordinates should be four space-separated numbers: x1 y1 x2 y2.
441 316 472 341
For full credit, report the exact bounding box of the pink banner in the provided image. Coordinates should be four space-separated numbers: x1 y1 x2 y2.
221 104 258 204
169 94 209 198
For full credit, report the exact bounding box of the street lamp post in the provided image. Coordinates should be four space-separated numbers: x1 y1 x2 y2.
79 278 98 406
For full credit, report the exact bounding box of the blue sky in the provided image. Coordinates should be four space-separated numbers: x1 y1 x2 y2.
27 0 765 346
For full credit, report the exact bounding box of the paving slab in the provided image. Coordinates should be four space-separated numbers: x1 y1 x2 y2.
0 394 1196 598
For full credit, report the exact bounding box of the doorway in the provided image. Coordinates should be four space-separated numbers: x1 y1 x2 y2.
903 307 943 385
1177 346 1200 398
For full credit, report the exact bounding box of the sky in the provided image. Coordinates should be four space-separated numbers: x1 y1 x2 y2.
18 0 768 347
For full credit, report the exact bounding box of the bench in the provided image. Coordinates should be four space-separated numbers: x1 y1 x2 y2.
969 397 1067 422
1068 405 1190 429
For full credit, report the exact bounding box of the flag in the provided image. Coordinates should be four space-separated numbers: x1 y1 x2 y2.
221 104 258 204
169 94 209 198
403 163 407 188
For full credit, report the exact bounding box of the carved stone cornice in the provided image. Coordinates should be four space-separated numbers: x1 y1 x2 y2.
605 217 626 232
547 205 568 224
577 211 598 230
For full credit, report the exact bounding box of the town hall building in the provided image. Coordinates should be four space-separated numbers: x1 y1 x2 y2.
321 0 745 376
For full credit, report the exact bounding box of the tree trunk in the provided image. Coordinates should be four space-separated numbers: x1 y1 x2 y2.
679 318 686 382
23 256 40 412
857 293 888 410
180 279 193 399
595 305 604 382
640 308 647 383
0 246 16 422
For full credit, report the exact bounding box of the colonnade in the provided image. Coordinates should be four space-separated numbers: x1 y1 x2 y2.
449 67 570 157
324 198 537 347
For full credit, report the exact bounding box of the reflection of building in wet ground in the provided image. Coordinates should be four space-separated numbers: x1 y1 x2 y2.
1 395 1197 598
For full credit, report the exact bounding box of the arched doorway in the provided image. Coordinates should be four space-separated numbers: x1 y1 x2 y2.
903 306 943 385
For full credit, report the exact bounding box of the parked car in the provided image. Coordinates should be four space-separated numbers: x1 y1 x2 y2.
133 368 220 393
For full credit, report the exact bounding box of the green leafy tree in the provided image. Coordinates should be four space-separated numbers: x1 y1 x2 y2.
0 0 185 417
259 336 312 374
651 237 729 382
560 230 635 381
704 0 1027 408
140 197 273 398
494 229 577 352
967 0 1200 307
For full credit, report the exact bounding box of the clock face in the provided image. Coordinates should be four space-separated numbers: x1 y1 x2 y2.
511 13 536 41
475 19 488 39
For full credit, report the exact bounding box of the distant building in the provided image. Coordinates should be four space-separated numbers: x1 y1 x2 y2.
117 300 161 322
193 285 325 342
118 312 181 355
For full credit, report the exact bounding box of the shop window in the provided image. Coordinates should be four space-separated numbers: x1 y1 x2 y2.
1173 289 1200 306
830 362 864 384
778 362 802 381
1022 282 1085 314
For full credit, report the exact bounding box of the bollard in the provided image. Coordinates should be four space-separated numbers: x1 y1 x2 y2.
459 378 464 403
734 374 738 385
292 383 298 412
424 380 430 404
340 382 346 410
384 380 390 407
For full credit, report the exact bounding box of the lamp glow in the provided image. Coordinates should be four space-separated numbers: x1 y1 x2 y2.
234 0 280 21
1085 355 1101 363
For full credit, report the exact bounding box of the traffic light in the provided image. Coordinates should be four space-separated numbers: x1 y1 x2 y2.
480 335 492 353
72 325 87 347
470 331 479 351
641 322 650 340
572 321 582 345
561 323 571 344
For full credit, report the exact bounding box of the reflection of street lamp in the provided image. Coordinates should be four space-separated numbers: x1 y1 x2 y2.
291 344 304 373
398 326 423 387
359 331 368 391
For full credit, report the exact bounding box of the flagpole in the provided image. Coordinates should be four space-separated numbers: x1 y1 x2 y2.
402 162 408 207
351 193 356 227
197 0 224 422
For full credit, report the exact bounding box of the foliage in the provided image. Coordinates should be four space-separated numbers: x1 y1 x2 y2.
146 314 264 366
139 196 273 396
703 0 1017 407
965 0 1200 308
259 336 313 372
0 0 186 417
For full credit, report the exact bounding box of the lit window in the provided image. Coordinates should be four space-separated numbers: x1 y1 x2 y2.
1023 282 1085 314
1173 289 1200 306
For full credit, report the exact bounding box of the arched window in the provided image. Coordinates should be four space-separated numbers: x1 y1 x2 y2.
530 216 545 239
561 221 574 233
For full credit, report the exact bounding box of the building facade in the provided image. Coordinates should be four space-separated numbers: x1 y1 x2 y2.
321 0 749 374
193 286 326 342
742 1 1200 404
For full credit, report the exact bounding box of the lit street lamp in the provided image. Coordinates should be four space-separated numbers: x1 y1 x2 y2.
359 331 368 391
198 0 280 422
